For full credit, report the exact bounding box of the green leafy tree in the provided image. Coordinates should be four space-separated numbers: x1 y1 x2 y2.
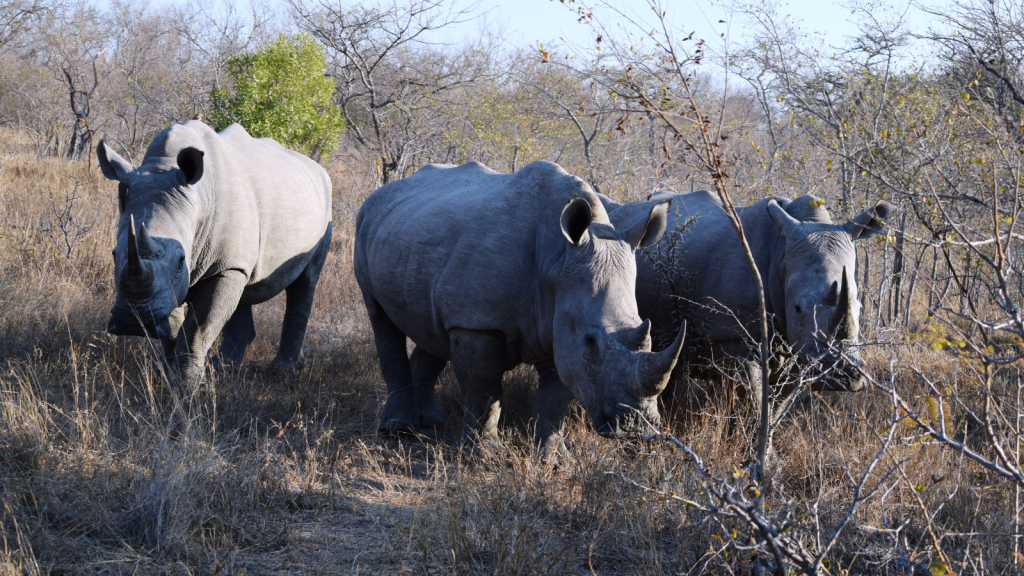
210 33 344 159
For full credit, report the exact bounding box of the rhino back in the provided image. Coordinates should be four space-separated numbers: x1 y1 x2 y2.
356 161 591 362
637 191 785 347
153 122 331 296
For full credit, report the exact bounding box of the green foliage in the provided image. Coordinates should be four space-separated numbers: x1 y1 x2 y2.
210 34 344 159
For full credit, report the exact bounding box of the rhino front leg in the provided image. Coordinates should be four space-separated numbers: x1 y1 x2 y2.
450 329 505 448
178 271 248 389
272 223 332 374
410 346 447 431
532 362 574 463
161 304 187 372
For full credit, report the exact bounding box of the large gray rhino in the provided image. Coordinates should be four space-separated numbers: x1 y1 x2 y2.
626 190 893 397
354 161 685 454
98 121 333 385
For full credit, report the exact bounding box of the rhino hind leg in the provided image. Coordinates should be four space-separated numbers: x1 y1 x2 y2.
410 347 447 431
216 304 256 367
272 223 332 374
532 362 574 464
450 329 506 449
366 296 419 435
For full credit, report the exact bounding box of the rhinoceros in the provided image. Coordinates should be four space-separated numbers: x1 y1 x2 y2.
354 161 685 454
624 190 893 397
98 121 333 385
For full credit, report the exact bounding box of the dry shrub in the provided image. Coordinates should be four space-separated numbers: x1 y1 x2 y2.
0 126 1021 574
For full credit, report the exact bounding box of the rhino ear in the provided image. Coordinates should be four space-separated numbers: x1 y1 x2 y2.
767 199 801 237
844 200 894 240
97 140 134 181
177 147 204 185
560 197 593 246
622 201 669 250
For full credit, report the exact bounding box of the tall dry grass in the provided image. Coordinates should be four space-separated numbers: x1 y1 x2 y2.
0 129 1017 574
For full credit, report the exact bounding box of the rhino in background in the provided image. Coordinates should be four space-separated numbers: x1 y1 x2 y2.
354 161 685 456
98 120 333 385
624 190 894 400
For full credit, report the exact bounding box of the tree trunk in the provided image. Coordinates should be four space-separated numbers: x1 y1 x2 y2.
889 213 906 326
66 118 90 161
875 240 890 330
861 244 871 314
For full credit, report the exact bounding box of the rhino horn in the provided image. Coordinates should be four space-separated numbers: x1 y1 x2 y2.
122 215 154 292
829 266 854 341
626 319 652 351
635 320 686 396
136 221 163 258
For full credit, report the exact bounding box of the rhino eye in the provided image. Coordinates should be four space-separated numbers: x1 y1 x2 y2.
584 334 598 348
794 305 803 314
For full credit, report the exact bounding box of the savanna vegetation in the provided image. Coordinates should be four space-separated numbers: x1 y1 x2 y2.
0 0 1022 573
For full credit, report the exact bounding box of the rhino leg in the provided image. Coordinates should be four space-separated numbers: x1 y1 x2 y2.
450 329 505 448
532 362 574 463
177 271 248 389
410 346 447 431
366 296 419 434
161 304 187 372
272 223 332 374
216 304 255 367
710 339 763 434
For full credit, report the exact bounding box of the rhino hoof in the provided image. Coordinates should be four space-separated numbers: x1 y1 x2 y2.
416 406 446 431
379 418 418 436
269 358 303 377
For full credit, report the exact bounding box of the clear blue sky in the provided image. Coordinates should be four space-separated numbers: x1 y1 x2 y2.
138 0 941 59
460 0 938 55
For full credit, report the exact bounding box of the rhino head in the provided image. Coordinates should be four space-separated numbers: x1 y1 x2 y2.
97 137 204 338
551 195 686 437
766 197 895 392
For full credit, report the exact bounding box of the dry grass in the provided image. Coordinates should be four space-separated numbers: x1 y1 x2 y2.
0 133 1019 574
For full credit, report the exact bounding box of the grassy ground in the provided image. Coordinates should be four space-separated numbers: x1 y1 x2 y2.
0 135 1018 574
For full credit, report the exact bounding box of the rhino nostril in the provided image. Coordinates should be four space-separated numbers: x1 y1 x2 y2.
156 319 171 338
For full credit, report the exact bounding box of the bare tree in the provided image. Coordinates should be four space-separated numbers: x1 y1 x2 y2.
0 0 46 53
37 2 111 160
290 0 490 184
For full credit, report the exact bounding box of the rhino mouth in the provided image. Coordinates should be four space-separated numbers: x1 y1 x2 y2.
107 303 172 338
592 402 661 438
807 355 867 392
